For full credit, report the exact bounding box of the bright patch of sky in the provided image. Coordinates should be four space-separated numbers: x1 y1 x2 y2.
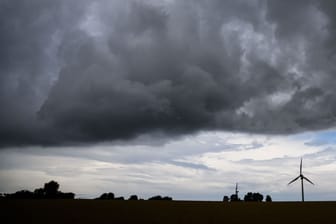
1 130 335 201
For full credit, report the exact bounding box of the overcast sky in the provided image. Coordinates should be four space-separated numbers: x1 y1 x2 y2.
1 0 336 201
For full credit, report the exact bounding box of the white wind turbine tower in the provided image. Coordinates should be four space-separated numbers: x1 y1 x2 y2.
288 158 314 202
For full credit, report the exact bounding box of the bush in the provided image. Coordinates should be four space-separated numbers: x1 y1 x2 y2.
266 195 272 202
128 195 138 200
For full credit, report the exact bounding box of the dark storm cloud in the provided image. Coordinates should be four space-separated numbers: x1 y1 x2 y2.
1 0 336 147
0 0 88 146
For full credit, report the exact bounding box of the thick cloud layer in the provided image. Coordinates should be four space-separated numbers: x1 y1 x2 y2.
1 0 336 147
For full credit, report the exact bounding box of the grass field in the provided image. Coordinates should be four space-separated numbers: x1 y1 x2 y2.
1 200 335 224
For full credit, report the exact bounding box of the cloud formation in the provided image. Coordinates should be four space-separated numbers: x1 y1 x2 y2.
1 131 335 200
1 0 336 147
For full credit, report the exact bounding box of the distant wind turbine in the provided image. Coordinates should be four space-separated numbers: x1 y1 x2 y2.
288 158 314 202
235 183 239 197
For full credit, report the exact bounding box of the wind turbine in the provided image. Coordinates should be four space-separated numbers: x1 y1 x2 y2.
288 158 314 202
235 183 239 198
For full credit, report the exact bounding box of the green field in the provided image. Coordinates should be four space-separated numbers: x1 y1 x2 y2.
1 200 335 224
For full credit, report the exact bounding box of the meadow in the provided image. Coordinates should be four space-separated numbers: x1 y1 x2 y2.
1 200 335 224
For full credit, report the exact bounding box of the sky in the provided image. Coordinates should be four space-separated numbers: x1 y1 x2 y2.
0 0 336 201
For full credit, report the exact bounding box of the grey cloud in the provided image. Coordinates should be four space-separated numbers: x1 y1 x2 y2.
163 160 214 171
1 0 336 147
266 0 317 38
0 0 89 146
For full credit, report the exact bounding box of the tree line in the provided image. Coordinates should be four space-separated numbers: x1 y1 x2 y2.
0 180 173 201
1 181 74 199
0 180 272 202
95 192 172 201
223 192 272 202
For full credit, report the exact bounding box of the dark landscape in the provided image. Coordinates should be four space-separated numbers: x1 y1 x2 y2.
1 200 335 224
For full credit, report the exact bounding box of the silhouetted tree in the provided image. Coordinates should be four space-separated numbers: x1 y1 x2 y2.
162 196 173 201
266 195 272 202
244 192 263 202
148 195 173 201
44 180 59 198
5 190 34 199
148 195 162 200
96 192 115 200
128 195 138 200
148 195 172 201
230 194 240 202
254 193 263 202
244 192 253 201
223 195 229 202
114 196 124 200
4 180 75 199
34 188 45 199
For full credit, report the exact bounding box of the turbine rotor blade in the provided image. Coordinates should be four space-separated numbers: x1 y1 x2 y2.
288 175 300 185
300 158 302 175
302 175 314 185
